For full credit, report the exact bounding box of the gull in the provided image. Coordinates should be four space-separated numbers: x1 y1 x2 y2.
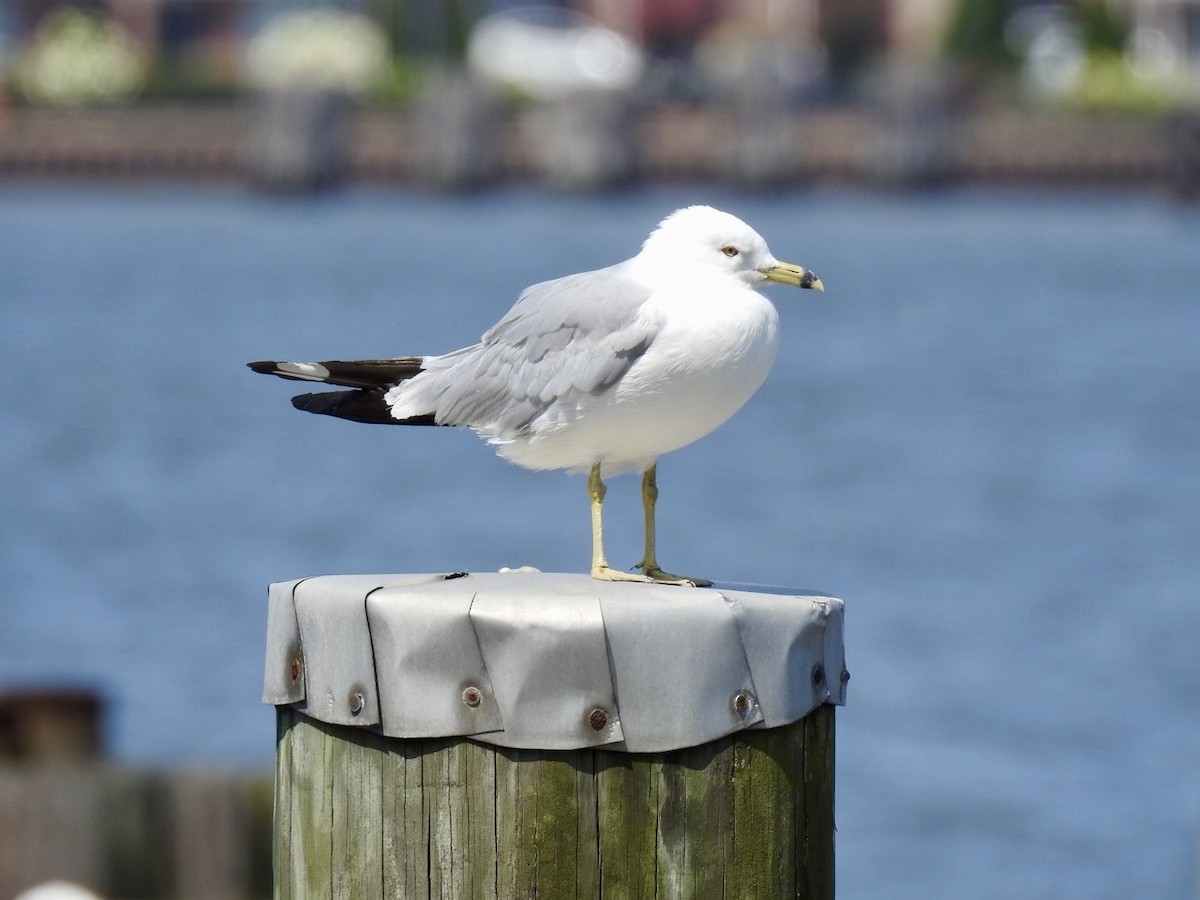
249 205 822 586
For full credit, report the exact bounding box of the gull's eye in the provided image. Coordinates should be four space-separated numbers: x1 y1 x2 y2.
721 245 739 258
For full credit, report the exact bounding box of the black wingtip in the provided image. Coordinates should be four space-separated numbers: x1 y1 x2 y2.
290 389 390 423
247 360 278 375
290 388 437 426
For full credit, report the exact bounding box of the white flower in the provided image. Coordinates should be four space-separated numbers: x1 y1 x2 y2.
16 8 146 106
467 9 644 100
244 9 389 95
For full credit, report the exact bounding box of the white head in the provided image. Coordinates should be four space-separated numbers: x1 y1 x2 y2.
636 205 822 292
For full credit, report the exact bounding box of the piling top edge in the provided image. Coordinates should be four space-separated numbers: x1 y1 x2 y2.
263 571 846 753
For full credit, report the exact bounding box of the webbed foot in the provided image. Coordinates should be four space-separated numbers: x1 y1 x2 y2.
634 563 712 588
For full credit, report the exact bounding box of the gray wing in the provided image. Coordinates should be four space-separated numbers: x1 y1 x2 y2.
412 263 657 434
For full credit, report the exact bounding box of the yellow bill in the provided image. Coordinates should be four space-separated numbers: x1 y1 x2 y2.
764 261 824 291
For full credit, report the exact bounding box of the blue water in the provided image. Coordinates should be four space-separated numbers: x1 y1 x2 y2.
1 184 1196 898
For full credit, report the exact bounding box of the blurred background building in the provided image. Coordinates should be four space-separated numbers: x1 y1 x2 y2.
0 0 1196 191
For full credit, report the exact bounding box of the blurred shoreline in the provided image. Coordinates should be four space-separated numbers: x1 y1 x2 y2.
0 101 1186 193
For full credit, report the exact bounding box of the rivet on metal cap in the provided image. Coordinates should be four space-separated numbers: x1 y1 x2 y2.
289 657 302 683
349 691 364 716
840 669 851 685
811 664 825 686
461 686 483 708
732 690 755 720
587 707 610 732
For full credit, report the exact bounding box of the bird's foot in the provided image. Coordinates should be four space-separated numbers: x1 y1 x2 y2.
591 564 657 584
635 562 712 588
591 564 706 587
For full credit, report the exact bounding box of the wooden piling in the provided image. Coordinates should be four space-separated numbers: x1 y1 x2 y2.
264 573 846 899
272 703 834 899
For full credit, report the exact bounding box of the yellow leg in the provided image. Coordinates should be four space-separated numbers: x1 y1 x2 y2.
589 464 655 584
634 465 712 587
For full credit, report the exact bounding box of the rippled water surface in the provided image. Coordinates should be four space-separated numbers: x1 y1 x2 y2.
1 185 1197 899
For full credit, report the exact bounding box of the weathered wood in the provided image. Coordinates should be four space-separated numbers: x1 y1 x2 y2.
273 709 295 900
330 722 384 898
429 738 497 898
380 738 429 898
655 739 734 895
801 704 837 899
288 713 335 898
595 753 657 899
731 724 798 896
274 704 836 899
496 746 598 898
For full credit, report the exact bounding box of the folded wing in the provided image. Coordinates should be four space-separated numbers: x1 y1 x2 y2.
248 263 657 435
386 265 656 437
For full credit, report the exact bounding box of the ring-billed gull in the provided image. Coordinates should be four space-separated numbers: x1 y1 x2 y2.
250 205 823 586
